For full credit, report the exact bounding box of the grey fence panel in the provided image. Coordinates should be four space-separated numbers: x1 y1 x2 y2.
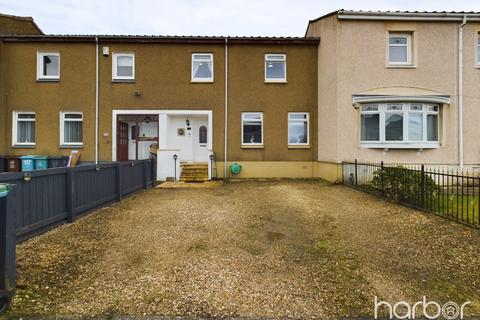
0 185 16 313
120 161 146 196
0 169 68 238
73 164 118 217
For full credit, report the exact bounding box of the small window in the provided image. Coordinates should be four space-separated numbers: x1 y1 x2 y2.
192 53 213 82
112 53 135 81
13 112 36 146
37 52 60 80
265 54 286 82
61 112 83 146
199 125 207 145
242 112 263 145
288 113 309 145
388 33 412 66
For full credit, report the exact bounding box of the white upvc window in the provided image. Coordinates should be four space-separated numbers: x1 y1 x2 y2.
37 52 60 80
13 111 36 146
360 103 439 148
242 112 263 146
477 33 480 67
112 52 135 81
191 53 214 82
288 112 309 146
60 112 83 146
388 33 412 66
265 53 286 82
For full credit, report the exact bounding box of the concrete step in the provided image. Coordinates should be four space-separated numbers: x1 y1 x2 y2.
180 177 209 182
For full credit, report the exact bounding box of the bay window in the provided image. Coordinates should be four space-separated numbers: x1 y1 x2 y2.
360 103 439 148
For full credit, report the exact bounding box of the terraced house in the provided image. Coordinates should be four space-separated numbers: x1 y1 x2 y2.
1 10 480 182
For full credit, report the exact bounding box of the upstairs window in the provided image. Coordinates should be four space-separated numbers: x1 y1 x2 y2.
388 33 412 66
360 103 439 148
288 113 309 145
112 53 135 81
242 112 263 145
61 112 83 146
265 54 286 82
191 53 213 82
37 52 60 80
13 112 36 146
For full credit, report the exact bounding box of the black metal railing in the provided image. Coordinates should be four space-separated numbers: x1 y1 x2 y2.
343 160 480 228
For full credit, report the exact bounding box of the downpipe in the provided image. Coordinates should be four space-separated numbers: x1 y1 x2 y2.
458 15 467 168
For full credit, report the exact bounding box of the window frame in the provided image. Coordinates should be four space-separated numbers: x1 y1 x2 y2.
359 102 440 149
265 53 287 83
287 112 310 146
112 52 135 81
12 111 36 147
191 53 214 83
241 112 264 147
388 33 412 66
36 51 60 81
60 111 84 147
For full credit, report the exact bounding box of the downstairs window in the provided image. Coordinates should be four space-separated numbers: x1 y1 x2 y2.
360 103 439 148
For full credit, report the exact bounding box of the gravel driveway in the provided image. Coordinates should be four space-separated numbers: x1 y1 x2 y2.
8 180 480 318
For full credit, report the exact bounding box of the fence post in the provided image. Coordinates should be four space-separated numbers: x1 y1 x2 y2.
381 161 385 198
354 159 358 188
421 164 425 209
143 160 148 189
151 158 156 187
116 162 122 201
66 168 75 223
0 184 16 314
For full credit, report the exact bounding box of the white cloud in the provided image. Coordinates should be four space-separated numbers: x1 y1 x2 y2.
0 0 479 36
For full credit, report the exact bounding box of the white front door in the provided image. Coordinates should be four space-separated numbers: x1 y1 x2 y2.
192 117 209 162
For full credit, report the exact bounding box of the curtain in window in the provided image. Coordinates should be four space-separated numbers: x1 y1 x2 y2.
243 122 262 143
193 61 212 79
408 113 423 141
43 55 59 76
360 114 380 141
385 113 403 141
64 121 83 143
117 56 133 77
17 121 35 143
427 114 438 141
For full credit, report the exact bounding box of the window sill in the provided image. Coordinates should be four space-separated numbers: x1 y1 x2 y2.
360 142 439 149
288 145 311 149
265 80 287 84
12 145 36 149
241 145 264 149
386 65 416 69
36 78 60 82
112 79 135 83
191 79 214 83
60 145 83 149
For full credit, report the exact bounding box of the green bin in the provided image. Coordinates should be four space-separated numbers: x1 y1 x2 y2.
34 156 49 170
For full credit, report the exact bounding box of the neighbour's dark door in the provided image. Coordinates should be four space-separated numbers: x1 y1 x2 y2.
117 121 129 161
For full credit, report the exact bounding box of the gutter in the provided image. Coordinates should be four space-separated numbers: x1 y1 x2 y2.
224 37 228 179
458 15 467 167
95 37 99 165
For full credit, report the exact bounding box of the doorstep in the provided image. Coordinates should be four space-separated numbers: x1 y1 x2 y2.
157 180 224 189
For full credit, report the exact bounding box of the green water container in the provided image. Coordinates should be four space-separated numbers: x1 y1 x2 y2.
230 162 241 175
0 184 8 198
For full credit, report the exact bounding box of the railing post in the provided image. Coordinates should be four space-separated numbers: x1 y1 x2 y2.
421 164 425 209
354 159 358 188
381 161 385 198
0 184 16 315
143 160 148 189
116 162 122 201
66 168 75 223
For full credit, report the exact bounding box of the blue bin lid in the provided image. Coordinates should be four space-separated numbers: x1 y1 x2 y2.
19 155 36 159
33 156 48 160
0 184 9 198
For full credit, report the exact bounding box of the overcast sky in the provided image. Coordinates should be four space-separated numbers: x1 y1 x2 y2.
0 0 479 36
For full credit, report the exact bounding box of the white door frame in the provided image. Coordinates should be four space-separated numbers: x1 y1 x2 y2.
112 109 213 161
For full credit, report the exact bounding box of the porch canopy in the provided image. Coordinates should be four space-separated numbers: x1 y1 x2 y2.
352 86 451 106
